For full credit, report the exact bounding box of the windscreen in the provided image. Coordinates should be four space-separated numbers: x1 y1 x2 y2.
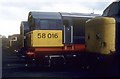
35 19 63 30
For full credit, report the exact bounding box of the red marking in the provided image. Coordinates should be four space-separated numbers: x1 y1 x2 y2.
27 52 35 55
26 52 36 57
28 44 85 52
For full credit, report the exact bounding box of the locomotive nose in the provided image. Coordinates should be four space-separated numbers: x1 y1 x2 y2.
85 17 116 54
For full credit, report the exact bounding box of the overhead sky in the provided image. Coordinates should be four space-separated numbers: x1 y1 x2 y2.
0 0 116 37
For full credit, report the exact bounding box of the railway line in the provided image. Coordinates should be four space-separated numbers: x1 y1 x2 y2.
2 49 119 78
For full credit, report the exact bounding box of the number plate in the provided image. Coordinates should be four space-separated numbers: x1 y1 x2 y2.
28 30 63 47
37 33 58 39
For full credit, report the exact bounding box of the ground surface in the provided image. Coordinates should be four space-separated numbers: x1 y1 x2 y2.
2 49 119 78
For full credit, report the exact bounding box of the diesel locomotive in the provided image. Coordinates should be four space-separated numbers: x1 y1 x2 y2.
16 1 120 68
85 1 120 71
86 1 120 55
18 12 98 66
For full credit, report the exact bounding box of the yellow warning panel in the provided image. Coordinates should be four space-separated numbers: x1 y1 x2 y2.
27 30 63 47
85 17 116 54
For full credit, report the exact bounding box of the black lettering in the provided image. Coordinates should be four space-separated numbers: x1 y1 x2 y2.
47 33 51 38
42 33 46 38
38 33 59 39
38 33 41 38
54 33 58 38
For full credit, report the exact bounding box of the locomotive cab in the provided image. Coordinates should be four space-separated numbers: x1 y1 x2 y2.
86 1 120 54
27 12 64 48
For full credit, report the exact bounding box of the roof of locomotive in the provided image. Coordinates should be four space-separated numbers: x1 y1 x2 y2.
28 11 100 20
61 12 100 18
28 12 62 20
102 1 120 17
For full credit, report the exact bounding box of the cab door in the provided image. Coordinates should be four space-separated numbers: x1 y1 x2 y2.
63 18 73 44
